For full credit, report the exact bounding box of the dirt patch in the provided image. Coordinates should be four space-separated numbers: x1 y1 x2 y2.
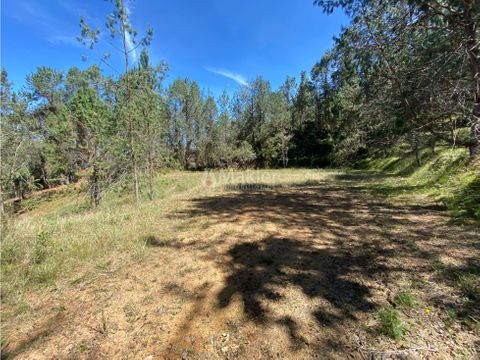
2 178 479 359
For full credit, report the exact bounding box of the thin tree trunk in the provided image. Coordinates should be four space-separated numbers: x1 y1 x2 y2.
91 162 100 207
119 2 140 203
464 0 480 158
0 186 4 216
413 132 420 166
146 115 154 200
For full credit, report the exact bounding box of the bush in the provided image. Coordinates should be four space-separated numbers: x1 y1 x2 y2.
377 306 406 340
32 231 51 264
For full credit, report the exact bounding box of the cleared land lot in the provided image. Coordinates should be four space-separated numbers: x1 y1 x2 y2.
2 169 479 359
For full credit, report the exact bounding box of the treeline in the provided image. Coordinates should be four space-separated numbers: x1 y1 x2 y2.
1 0 478 206
0 60 321 205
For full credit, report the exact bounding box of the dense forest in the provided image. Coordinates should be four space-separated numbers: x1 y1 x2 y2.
1 0 479 206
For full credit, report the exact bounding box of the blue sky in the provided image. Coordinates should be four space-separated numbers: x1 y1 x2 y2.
1 0 348 97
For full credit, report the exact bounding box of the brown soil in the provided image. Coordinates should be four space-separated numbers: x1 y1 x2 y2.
3 180 479 359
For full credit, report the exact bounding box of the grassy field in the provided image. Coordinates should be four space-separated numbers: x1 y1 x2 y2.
1 150 479 358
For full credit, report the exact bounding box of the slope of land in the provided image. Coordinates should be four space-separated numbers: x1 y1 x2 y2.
1 155 479 359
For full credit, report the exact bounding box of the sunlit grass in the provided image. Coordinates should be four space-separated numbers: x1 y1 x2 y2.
0 169 335 304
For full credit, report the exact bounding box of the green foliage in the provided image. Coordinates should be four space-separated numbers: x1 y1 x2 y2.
357 146 479 221
1 0 478 217
32 231 52 264
377 306 406 340
393 292 418 308
435 264 479 302
446 171 480 220
457 274 480 302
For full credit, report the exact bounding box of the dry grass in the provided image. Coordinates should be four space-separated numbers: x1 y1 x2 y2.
1 169 479 359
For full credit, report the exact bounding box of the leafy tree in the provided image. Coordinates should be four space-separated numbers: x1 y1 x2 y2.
69 84 110 206
133 48 168 199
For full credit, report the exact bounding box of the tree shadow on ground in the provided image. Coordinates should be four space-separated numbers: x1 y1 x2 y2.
217 236 383 326
2 310 66 359
174 180 479 352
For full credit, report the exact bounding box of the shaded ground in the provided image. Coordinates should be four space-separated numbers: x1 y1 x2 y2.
2 172 479 359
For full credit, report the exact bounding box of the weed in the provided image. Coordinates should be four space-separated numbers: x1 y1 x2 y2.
123 303 139 323
131 242 147 262
444 308 459 328
377 306 406 340
32 230 51 264
393 291 418 308
447 308 458 321
99 311 108 335
78 341 88 353
457 274 479 301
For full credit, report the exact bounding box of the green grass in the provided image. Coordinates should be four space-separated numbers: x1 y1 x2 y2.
1 150 477 312
0 171 204 302
434 264 480 302
393 291 419 308
0 169 332 304
377 306 406 340
357 145 480 221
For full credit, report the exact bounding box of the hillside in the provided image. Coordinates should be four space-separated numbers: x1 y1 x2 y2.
1 151 479 358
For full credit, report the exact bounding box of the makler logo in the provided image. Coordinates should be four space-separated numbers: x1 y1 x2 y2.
202 170 218 188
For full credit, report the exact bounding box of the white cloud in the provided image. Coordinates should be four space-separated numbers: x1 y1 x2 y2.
123 1 138 64
125 32 138 63
206 67 248 86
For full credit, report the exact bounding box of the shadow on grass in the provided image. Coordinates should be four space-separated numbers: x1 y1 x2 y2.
217 236 379 327
173 179 479 351
432 258 480 324
447 174 480 220
3 310 65 359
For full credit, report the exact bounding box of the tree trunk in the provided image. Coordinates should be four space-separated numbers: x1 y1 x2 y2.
146 117 154 200
119 2 140 203
413 132 421 166
464 0 480 158
91 162 100 207
0 186 4 216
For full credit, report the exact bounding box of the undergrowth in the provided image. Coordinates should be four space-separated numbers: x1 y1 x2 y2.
357 145 480 221
377 306 406 340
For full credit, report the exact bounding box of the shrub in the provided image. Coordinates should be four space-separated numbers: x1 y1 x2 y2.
377 306 406 340
32 231 51 264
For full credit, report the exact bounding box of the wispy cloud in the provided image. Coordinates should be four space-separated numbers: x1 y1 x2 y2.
47 35 82 47
206 67 248 86
6 1 83 49
124 1 138 63
6 1 54 29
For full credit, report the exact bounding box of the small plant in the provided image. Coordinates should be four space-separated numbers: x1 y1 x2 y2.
32 231 51 264
444 308 459 328
377 306 406 340
447 308 458 321
123 303 139 323
99 311 108 335
78 341 88 353
393 291 418 308
131 242 147 262
457 274 479 301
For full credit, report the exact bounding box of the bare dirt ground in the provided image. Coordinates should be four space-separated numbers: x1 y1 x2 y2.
3 173 479 359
